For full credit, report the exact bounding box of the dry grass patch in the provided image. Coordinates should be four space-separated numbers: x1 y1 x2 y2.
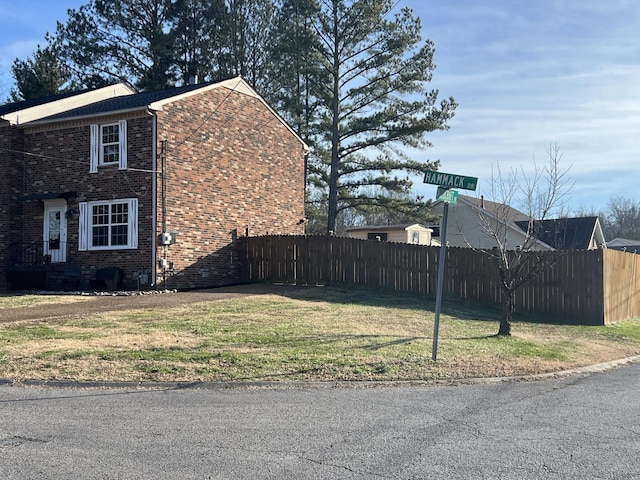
1 287 639 383
0 293 97 309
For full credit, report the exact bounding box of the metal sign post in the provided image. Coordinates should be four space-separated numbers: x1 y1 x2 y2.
425 170 478 361
432 199 449 361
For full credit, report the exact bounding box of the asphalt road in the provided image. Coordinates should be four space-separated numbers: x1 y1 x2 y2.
1 363 639 479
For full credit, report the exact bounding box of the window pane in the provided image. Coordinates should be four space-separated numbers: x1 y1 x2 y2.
102 124 119 143
93 205 109 225
111 225 128 246
111 203 128 224
92 225 109 246
48 211 61 249
103 145 119 163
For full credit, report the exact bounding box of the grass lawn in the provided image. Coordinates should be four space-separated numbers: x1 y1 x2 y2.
1 286 639 383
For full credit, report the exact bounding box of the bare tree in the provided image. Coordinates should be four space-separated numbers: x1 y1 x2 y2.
599 197 640 241
475 144 572 335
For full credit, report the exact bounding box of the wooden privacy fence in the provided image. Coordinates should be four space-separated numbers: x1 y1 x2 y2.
238 235 640 325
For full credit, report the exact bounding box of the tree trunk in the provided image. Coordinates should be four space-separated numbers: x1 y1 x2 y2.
498 289 514 336
498 315 511 336
325 2 341 235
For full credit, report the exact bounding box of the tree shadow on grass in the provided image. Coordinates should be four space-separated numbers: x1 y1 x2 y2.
252 283 571 327
260 283 503 322
449 334 502 340
275 332 500 350
357 335 425 350
185 283 562 327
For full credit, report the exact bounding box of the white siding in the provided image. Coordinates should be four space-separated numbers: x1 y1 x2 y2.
432 201 540 250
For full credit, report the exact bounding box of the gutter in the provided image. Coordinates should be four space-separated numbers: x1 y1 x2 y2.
18 106 151 128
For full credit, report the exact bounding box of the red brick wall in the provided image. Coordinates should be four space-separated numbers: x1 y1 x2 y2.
0 124 18 286
4 84 306 291
155 86 306 289
13 115 156 289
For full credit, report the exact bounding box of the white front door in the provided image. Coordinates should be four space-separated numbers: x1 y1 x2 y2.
43 200 68 263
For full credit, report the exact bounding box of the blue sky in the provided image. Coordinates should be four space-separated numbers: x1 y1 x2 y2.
1 0 639 213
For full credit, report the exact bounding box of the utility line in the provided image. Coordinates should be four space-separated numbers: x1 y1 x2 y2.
0 147 157 174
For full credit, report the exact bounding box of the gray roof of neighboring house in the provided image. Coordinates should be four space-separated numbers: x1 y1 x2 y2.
445 195 603 250
457 194 531 223
607 237 640 247
514 216 601 250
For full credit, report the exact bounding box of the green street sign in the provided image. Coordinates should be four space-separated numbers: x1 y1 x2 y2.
424 170 478 191
437 186 458 204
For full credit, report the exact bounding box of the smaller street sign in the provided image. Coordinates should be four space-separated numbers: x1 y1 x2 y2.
436 186 458 204
424 170 478 191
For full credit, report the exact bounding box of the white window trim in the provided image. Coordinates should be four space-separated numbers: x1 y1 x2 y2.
90 120 128 173
78 198 138 251
99 122 120 166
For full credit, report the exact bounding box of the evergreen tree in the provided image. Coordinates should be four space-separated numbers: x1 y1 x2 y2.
49 0 175 90
170 0 229 84
9 45 72 101
267 0 328 143
223 0 277 92
307 0 457 233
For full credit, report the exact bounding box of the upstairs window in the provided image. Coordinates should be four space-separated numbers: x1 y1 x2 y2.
90 120 128 172
100 123 120 164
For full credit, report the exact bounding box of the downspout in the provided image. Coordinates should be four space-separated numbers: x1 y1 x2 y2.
150 109 158 287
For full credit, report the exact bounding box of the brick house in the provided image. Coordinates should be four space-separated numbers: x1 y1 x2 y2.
0 77 308 291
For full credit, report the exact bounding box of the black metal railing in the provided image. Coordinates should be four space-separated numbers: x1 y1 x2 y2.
8 241 70 266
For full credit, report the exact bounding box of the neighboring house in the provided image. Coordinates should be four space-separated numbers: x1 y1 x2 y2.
430 194 606 251
0 77 308 291
607 238 640 253
346 224 434 245
514 216 606 250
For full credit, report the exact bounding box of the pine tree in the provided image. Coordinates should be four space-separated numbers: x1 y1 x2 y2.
306 0 457 233
267 0 328 143
49 0 175 90
9 45 72 101
223 0 277 92
170 0 228 84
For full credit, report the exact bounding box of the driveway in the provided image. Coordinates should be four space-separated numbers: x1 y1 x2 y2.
0 283 300 323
